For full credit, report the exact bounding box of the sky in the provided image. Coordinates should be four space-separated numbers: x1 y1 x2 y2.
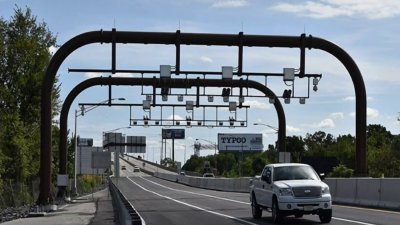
1 0 400 165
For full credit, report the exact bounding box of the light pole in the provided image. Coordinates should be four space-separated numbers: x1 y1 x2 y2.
196 138 218 174
74 97 125 196
253 123 279 132
253 122 290 162
103 126 131 134
253 122 279 149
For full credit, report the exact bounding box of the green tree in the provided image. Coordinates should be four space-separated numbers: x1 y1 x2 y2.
183 155 203 172
0 6 58 183
161 157 177 168
304 131 335 157
217 153 236 176
329 134 355 169
285 136 305 162
264 144 277 163
367 124 392 148
329 164 353 178
251 154 267 175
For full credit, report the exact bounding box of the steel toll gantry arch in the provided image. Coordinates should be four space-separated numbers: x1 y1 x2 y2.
56 77 286 199
39 29 366 205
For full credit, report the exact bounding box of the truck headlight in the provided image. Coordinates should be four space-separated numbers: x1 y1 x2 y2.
279 188 293 196
322 186 330 194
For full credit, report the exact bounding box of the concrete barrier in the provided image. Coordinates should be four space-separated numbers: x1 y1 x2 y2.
355 178 381 207
380 179 400 209
154 172 250 193
330 178 357 204
326 178 400 210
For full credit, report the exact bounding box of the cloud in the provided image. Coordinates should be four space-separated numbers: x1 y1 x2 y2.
244 100 271 109
48 45 58 55
212 0 248 8
343 96 355 101
287 125 302 133
271 0 400 19
113 73 133 78
310 113 342 129
367 107 379 118
84 72 97 79
349 107 379 118
318 118 335 128
200 56 213 63
330 112 344 120
84 72 133 79
343 96 373 101
167 115 185 120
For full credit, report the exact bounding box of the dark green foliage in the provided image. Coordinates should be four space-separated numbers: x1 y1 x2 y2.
161 157 177 168
329 164 354 178
183 125 400 178
0 6 59 187
286 136 305 163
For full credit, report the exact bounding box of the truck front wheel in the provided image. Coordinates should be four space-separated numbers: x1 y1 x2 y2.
272 199 282 224
319 209 332 223
251 194 262 219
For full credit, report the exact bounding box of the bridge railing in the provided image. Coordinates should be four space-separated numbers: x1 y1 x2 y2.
109 178 143 225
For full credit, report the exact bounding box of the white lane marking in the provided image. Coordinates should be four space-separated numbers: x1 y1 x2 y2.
335 205 400 215
139 175 250 205
332 217 377 225
126 176 258 225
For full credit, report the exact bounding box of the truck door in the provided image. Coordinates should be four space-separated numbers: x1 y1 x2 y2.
263 167 274 208
258 166 272 207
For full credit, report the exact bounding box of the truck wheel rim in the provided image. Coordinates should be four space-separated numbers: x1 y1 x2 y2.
272 202 277 221
251 198 256 215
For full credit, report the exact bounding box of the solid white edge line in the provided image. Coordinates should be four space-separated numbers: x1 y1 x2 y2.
117 184 147 225
126 176 258 225
332 217 376 225
334 204 400 215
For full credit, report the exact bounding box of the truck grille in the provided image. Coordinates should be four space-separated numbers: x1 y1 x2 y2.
292 186 321 198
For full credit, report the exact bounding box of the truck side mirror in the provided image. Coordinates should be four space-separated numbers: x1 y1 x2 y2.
261 171 271 184
261 175 267 182
319 173 326 180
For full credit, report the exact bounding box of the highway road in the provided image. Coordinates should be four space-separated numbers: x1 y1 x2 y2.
114 160 400 225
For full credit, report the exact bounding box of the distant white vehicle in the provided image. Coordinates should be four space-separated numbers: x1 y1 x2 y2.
202 173 215 178
249 163 332 223
133 166 140 172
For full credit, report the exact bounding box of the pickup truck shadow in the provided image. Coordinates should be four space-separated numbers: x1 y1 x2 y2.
240 215 321 225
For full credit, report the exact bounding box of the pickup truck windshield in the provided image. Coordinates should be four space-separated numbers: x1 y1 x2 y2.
273 166 319 181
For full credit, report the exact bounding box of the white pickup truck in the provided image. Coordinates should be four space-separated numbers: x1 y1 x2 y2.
249 163 332 223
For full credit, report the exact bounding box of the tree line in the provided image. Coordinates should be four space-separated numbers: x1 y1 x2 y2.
0 7 62 207
183 124 400 178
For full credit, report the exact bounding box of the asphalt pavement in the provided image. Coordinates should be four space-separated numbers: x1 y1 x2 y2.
116 174 400 225
2 188 117 225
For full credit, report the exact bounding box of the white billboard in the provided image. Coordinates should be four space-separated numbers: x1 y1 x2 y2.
218 133 263 152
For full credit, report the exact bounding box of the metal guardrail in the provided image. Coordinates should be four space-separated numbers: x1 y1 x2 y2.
108 178 143 225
